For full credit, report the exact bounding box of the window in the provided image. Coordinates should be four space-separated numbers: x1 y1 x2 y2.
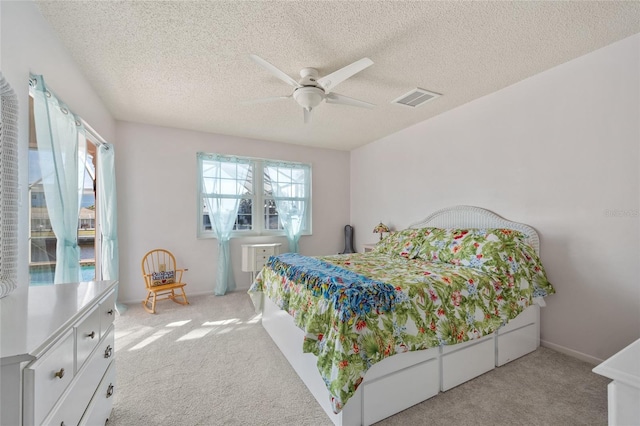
197 153 312 238
28 92 101 285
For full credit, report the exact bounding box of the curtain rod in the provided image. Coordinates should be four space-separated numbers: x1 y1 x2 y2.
81 118 110 148
30 74 111 148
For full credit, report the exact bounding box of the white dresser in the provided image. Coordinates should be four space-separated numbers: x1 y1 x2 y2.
241 243 281 283
0 280 118 426
593 338 640 425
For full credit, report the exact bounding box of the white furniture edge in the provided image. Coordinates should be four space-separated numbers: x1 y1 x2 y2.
593 338 640 425
258 206 545 425
0 281 118 426
1 280 118 363
593 338 640 388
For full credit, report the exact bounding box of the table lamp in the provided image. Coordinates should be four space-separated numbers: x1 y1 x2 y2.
373 222 390 241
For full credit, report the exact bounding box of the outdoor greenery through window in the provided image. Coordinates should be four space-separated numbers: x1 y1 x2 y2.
197 153 312 237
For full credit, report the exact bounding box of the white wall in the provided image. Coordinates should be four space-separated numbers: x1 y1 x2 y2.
1 1 116 289
351 34 640 362
115 121 350 303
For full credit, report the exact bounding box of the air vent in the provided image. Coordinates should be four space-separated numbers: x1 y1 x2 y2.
392 88 441 108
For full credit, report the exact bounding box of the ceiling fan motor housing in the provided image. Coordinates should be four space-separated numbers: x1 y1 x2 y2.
299 67 319 83
293 86 325 109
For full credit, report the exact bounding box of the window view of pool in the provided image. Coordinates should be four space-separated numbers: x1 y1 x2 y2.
29 145 98 286
29 264 96 286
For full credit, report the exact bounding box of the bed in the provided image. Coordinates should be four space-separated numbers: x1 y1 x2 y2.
248 206 555 425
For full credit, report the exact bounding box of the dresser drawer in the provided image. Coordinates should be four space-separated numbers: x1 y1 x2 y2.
99 290 117 339
43 326 115 426
254 254 271 269
76 305 101 372
79 360 116 426
23 329 75 426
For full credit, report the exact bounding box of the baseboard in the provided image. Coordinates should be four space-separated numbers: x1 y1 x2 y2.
540 340 604 365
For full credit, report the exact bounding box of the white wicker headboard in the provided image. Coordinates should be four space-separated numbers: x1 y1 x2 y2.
409 206 540 254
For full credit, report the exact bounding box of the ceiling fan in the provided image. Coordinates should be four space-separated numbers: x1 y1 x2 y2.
244 54 375 123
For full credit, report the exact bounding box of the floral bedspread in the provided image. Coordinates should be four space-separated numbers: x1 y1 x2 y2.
248 229 555 414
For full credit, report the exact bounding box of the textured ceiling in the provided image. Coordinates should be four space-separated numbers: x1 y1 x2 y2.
36 1 640 151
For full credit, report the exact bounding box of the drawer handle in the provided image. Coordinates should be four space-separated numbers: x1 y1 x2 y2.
104 345 113 359
107 309 114 315
87 331 96 339
106 383 114 398
54 368 65 379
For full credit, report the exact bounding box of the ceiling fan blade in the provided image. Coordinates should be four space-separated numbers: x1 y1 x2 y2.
250 54 301 88
303 108 312 124
241 95 291 105
326 92 375 109
317 58 373 93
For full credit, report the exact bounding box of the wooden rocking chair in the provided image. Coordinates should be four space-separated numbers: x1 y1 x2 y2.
141 249 189 314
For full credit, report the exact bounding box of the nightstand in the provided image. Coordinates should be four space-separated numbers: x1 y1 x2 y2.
362 243 377 253
241 243 282 284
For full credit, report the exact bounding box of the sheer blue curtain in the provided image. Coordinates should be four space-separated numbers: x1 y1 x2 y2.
200 154 251 295
97 143 125 312
30 74 85 284
264 161 311 253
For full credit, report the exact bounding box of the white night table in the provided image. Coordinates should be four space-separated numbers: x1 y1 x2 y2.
593 338 640 425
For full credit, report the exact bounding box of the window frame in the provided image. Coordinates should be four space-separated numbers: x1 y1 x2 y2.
197 153 312 239
27 130 102 285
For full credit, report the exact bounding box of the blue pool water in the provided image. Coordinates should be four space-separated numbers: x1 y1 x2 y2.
30 264 96 286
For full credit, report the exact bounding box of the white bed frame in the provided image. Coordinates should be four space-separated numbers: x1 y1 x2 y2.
258 206 544 425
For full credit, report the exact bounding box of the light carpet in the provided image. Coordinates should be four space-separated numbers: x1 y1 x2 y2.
110 292 609 425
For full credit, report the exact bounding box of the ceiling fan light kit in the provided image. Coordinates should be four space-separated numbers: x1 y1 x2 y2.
293 86 324 110
246 54 375 123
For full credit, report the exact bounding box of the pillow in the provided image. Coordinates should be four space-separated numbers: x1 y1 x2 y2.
415 228 529 273
151 270 175 286
410 226 554 297
373 229 425 259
